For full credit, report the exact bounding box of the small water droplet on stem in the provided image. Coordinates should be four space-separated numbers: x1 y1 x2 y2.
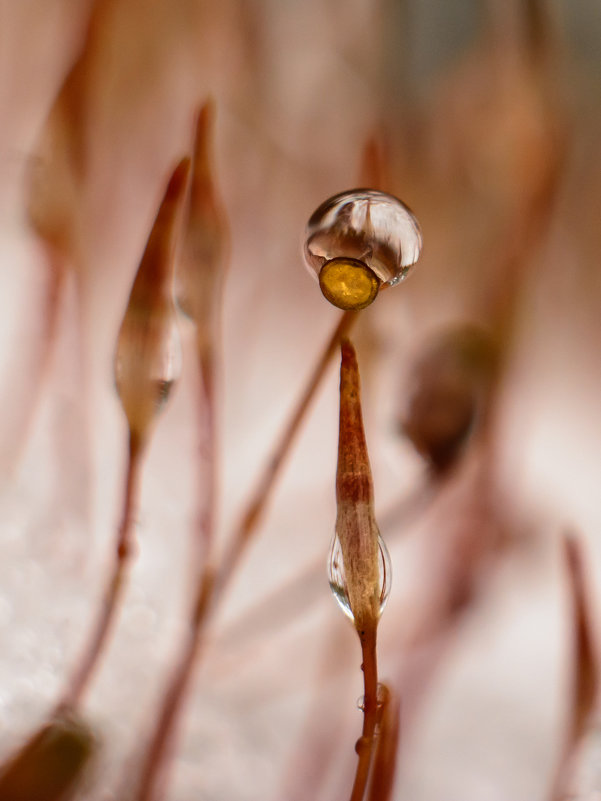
327 532 392 622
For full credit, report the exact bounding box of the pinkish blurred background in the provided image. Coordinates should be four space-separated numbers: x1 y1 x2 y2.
1 1 601 799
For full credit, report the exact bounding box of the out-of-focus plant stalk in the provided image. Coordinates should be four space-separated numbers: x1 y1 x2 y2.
216 308 357 596
59 157 190 711
548 534 599 801
179 99 229 566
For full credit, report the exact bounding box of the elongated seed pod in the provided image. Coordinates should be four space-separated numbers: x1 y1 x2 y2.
177 100 228 342
336 340 381 632
114 158 190 446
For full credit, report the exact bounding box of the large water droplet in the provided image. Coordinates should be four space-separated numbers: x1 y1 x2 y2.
304 189 422 309
327 533 392 622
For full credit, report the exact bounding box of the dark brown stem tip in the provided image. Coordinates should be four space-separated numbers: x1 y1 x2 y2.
359 134 387 191
195 98 215 145
340 339 361 401
137 156 191 286
165 157 192 206
340 338 357 368
193 98 216 183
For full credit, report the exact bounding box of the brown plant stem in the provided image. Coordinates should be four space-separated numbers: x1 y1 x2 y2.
350 625 379 801
57 431 143 712
134 564 215 801
133 339 221 801
195 344 218 565
548 534 599 801
367 685 401 801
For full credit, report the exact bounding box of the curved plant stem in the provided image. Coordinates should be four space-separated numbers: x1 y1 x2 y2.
57 432 143 712
216 308 357 596
134 563 215 801
196 344 218 564
134 338 218 801
350 625 379 801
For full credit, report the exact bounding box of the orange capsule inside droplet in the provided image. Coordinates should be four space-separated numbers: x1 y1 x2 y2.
304 188 422 309
319 258 380 310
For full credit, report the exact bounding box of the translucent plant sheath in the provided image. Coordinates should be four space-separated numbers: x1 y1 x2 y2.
59 157 190 711
114 158 190 448
334 340 390 801
132 101 228 801
179 98 229 564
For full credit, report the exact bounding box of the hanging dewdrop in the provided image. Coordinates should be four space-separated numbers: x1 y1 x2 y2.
304 189 423 310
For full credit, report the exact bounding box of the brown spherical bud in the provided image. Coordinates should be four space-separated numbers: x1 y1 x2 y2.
402 326 499 471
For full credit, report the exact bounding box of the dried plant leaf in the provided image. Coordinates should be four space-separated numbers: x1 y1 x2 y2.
336 340 381 633
114 157 190 445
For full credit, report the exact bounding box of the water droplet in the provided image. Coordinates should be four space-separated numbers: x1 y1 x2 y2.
304 189 422 309
356 684 387 711
114 315 182 439
327 532 392 622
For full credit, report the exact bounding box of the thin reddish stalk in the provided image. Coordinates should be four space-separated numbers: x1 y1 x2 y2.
196 345 218 562
548 534 599 801
58 432 143 711
215 309 357 596
134 565 215 801
134 340 220 801
367 685 401 801
350 626 379 801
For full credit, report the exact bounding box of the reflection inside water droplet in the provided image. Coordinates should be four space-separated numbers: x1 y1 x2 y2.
327 533 392 622
304 189 422 309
